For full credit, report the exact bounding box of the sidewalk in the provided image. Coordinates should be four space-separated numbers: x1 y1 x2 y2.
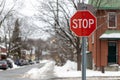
53 76 120 80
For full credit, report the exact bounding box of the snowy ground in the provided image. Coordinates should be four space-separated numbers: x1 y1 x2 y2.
23 60 120 80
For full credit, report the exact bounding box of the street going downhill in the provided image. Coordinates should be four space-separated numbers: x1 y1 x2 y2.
0 63 44 80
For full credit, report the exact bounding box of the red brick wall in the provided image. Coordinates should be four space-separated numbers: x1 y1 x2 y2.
100 40 108 66
88 10 120 68
88 10 108 67
1 48 7 53
118 40 120 64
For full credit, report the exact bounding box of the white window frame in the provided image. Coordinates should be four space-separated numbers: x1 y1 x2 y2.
108 12 117 28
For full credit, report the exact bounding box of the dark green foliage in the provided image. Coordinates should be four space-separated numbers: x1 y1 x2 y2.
11 19 22 58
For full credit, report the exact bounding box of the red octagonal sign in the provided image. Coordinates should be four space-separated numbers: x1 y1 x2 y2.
70 10 96 37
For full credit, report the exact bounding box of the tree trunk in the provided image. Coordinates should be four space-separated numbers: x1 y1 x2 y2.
77 50 81 70
76 37 81 71
18 48 21 58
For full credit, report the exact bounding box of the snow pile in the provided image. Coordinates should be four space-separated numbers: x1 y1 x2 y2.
40 60 51 63
54 60 77 72
23 61 55 79
12 63 18 68
55 61 120 78
62 60 77 71
54 60 80 77
54 60 120 77
23 60 79 79
23 60 120 79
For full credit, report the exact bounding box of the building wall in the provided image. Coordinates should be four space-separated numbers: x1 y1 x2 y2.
118 41 120 64
0 47 7 60
88 10 107 67
100 40 108 66
88 10 120 68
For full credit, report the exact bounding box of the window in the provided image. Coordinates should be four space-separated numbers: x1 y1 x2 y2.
108 12 117 28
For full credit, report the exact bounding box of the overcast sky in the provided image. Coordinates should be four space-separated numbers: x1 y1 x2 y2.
17 0 51 40
18 0 89 40
19 0 88 16
19 0 38 16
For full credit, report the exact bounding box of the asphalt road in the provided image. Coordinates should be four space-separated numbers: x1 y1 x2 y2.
0 63 44 80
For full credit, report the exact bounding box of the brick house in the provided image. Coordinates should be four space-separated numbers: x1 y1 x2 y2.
0 45 7 60
88 0 120 70
0 45 7 53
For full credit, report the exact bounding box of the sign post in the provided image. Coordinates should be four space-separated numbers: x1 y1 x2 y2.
82 37 87 80
70 10 96 80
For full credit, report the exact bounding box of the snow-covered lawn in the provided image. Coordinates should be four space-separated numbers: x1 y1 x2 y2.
23 60 120 79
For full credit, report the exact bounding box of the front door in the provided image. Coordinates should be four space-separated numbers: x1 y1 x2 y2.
108 41 117 63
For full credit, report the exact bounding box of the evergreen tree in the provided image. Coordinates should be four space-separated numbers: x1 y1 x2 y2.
11 19 22 58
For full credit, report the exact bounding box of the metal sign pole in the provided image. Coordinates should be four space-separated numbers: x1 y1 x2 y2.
81 0 86 80
70 0 96 79
82 37 87 80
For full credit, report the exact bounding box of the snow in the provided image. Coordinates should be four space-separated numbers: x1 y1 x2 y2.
82 0 89 3
12 63 18 69
7 58 18 69
100 30 120 39
23 60 55 79
40 60 51 63
23 60 120 79
0 53 7 55
0 45 6 49
54 60 77 72
100 33 120 39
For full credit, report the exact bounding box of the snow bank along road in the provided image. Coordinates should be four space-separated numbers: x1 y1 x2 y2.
23 60 120 80
52 77 120 80
51 77 120 80
1 60 120 80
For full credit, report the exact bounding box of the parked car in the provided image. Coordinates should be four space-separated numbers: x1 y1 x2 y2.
19 59 29 66
29 60 36 65
6 59 13 68
35 59 40 63
0 60 8 70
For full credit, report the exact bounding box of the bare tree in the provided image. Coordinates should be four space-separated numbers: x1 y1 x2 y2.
20 17 39 41
0 0 24 57
0 0 21 27
36 0 82 70
34 39 46 60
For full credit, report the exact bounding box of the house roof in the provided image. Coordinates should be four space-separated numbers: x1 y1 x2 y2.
88 0 120 10
0 52 7 55
0 45 6 49
100 30 120 40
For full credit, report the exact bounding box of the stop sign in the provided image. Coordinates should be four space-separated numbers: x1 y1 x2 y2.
70 10 96 36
